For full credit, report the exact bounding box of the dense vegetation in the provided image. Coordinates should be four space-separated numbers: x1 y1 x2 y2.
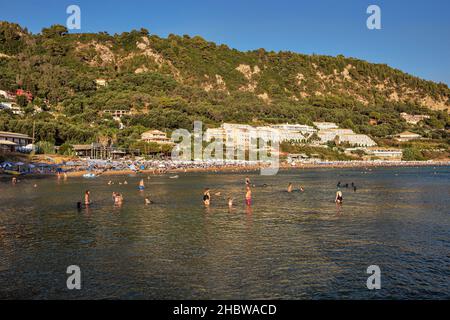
0 22 449 156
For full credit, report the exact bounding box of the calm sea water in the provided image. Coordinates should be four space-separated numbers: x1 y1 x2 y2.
0 167 449 299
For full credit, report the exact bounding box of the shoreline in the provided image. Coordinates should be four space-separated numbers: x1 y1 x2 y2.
40 160 450 178
1 160 448 180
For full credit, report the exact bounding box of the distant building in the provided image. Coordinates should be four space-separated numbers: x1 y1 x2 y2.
0 90 14 100
0 102 23 115
204 127 226 141
95 79 108 87
0 131 33 152
313 122 339 130
395 131 421 142
141 130 172 144
366 148 403 161
271 123 317 134
338 134 377 147
15 89 33 102
318 129 354 143
400 112 430 125
222 123 254 149
103 109 131 118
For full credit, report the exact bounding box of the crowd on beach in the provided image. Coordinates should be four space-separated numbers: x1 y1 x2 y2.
2 158 449 179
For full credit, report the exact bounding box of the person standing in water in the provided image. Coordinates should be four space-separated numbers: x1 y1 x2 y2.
84 190 91 206
245 185 252 206
335 190 343 204
139 179 145 191
287 183 293 193
203 188 211 206
245 177 251 186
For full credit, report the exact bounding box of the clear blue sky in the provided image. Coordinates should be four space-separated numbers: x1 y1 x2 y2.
1 0 449 85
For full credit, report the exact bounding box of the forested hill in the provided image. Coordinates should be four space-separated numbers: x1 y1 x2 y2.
0 22 449 147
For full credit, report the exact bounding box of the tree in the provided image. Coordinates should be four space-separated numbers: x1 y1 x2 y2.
402 147 425 161
41 25 68 38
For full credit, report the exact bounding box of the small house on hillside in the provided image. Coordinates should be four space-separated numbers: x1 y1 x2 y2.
141 130 173 145
395 131 421 142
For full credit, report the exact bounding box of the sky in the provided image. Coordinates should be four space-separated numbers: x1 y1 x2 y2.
1 0 449 85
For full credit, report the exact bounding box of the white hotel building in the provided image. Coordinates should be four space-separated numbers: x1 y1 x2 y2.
318 128 376 147
204 123 316 149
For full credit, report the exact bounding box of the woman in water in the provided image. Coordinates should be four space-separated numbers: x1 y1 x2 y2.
245 185 252 206
335 190 343 204
203 188 211 206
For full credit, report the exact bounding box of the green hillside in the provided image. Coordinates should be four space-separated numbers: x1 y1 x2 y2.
0 22 449 150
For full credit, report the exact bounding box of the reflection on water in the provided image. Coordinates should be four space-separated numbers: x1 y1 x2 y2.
0 167 449 299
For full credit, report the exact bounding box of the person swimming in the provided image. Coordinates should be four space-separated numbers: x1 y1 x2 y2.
245 177 251 186
138 179 145 191
299 186 305 192
335 190 343 204
203 188 211 206
287 183 293 193
114 193 123 206
245 185 252 206
145 197 153 205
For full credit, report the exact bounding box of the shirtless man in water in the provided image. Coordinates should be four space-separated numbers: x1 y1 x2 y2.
84 190 91 206
287 183 293 193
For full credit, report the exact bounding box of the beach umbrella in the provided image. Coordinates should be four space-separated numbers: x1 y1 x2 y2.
15 162 25 166
28 164 36 168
